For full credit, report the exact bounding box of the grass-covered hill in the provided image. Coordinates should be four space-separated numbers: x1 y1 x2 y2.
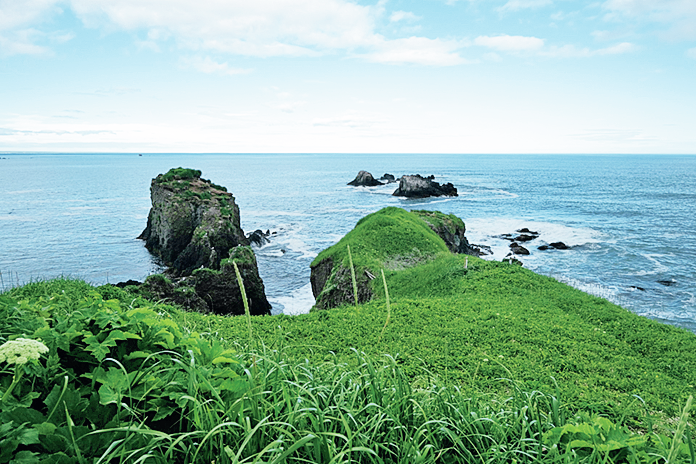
183 208 696 421
1 207 694 463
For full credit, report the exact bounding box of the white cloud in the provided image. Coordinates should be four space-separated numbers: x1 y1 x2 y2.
0 0 62 55
541 42 636 57
39 0 459 66
69 0 379 54
603 0 696 40
180 56 252 76
687 47 696 59
475 34 545 51
498 0 553 13
362 36 467 66
390 11 421 23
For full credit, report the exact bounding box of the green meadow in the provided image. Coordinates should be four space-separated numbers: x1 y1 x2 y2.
1 207 694 463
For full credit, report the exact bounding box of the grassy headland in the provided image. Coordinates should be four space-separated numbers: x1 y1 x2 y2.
1 207 694 462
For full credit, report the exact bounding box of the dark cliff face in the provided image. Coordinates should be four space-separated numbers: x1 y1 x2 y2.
411 210 479 256
139 169 248 275
139 168 270 316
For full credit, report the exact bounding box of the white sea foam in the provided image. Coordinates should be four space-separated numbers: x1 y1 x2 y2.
640 253 671 274
270 283 315 315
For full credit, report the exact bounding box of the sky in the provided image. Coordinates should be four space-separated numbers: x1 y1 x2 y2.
1 0 695 154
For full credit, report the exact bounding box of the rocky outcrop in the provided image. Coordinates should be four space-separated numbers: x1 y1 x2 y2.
538 242 570 251
247 229 270 246
139 168 247 275
310 207 474 310
138 167 271 316
509 242 530 255
310 256 374 310
392 175 457 198
411 210 480 256
379 173 397 183
348 171 383 187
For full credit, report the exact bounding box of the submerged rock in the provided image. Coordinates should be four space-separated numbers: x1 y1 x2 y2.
348 170 383 187
138 167 270 316
392 175 457 198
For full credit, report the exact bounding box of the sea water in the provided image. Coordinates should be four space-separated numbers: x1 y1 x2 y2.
1 154 694 331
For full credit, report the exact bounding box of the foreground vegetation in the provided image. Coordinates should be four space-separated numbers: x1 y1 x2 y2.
1 207 695 462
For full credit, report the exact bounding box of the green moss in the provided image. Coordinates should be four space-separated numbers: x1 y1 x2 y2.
144 273 172 285
158 167 202 183
411 209 465 233
221 246 255 269
192 267 221 278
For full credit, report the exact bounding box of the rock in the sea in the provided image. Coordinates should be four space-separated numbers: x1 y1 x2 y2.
509 242 530 255
247 229 270 246
515 234 537 242
657 280 676 287
138 167 271 316
138 167 248 275
392 175 458 198
379 173 397 183
538 242 570 251
348 170 383 187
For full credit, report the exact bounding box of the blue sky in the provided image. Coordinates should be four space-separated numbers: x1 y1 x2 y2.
1 0 695 153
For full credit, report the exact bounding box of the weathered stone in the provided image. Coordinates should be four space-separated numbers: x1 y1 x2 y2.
392 175 458 198
379 173 397 183
191 247 271 316
247 229 270 247
411 210 479 256
139 168 248 275
509 242 530 255
550 242 570 250
138 168 270 316
310 257 373 310
348 170 383 187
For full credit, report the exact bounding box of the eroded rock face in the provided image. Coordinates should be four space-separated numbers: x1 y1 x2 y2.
139 168 248 275
348 170 383 187
310 257 373 310
411 210 480 256
138 168 270 316
392 175 457 198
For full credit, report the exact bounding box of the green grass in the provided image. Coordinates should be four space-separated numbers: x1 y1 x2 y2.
3 205 696 462
158 167 202 182
1 277 694 462
312 207 451 273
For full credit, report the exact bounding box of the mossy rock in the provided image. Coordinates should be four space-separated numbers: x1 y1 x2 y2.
310 207 452 310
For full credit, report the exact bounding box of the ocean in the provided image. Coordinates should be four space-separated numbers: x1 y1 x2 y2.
1 153 694 332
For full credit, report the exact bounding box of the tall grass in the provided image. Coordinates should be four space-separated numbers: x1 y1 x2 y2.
347 244 359 306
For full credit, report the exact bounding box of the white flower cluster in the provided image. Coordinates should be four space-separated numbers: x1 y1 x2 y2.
0 338 49 365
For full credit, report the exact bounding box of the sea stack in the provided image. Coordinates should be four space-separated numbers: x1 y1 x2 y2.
139 167 271 316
